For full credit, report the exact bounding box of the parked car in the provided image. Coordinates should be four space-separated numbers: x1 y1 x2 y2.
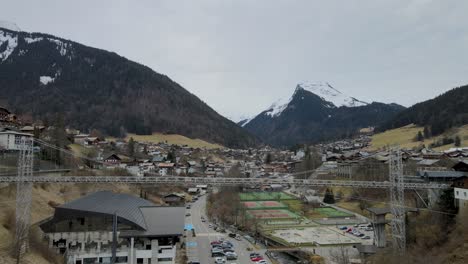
250 256 264 262
362 236 371 239
223 248 235 253
222 243 233 249
339 226 348 230
249 253 261 258
186 213 191 217
212 250 225 257
225 252 238 260
211 240 222 245
214 257 226 264
256 260 267 264
228 233 237 238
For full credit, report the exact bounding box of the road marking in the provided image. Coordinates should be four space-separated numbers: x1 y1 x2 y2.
187 241 198 247
197 233 226 237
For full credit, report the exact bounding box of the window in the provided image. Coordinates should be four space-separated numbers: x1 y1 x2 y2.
157 258 172 261
464 192 467 197
116 257 127 263
83 258 98 264
146 244 151 250
78 217 85 225
137 258 143 264
456 191 459 195
100 257 111 263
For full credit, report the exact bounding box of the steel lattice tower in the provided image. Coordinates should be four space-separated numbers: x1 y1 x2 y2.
15 137 34 258
389 146 406 253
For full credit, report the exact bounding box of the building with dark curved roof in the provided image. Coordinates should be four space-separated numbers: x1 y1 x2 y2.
40 191 185 264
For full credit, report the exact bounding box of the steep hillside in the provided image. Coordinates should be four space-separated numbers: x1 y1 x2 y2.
242 82 404 146
0 27 257 148
379 85 468 136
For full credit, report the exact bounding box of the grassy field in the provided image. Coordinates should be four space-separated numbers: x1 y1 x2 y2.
117 133 224 149
314 207 354 218
370 124 468 150
239 192 296 201
282 199 303 212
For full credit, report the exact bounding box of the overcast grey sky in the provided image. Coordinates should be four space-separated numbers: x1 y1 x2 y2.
3 0 468 120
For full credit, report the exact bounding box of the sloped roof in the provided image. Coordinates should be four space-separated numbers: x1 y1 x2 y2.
58 191 153 229
417 159 440 166
418 171 466 178
121 206 185 237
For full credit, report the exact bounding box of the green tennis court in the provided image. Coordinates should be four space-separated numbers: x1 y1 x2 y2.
242 201 288 210
246 209 300 220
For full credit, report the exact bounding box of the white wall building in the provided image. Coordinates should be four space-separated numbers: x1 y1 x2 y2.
0 131 32 150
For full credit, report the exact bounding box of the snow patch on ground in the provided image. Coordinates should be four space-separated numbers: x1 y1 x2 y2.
297 81 368 108
239 117 255 127
39 76 55 85
47 38 70 56
0 30 18 61
265 97 291 118
25 36 44 43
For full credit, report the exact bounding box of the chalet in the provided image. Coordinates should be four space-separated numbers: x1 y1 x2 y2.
84 137 104 146
152 155 164 163
453 176 468 214
187 188 199 195
453 160 468 172
195 185 208 191
103 154 121 167
73 134 90 145
139 161 155 174
157 163 175 176
163 193 185 205
0 107 10 120
0 106 16 124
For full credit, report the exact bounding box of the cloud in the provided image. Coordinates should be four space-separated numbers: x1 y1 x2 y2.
3 0 468 119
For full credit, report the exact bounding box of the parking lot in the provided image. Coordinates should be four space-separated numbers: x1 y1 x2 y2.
269 224 374 246
186 194 272 264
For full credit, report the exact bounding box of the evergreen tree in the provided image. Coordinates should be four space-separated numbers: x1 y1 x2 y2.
455 135 461 147
323 188 335 204
127 137 135 157
265 153 272 164
166 151 175 163
423 126 431 138
416 131 424 142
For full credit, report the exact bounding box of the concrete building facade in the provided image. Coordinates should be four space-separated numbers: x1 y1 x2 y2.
39 191 185 264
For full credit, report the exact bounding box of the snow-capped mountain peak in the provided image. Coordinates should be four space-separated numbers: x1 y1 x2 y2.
0 20 21 32
296 81 368 108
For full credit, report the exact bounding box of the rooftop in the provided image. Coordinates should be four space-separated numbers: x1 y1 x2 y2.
59 191 153 229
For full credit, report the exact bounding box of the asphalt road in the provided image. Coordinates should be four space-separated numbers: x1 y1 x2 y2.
185 194 271 264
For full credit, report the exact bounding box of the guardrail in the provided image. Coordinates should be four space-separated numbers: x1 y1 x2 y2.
0 176 451 189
